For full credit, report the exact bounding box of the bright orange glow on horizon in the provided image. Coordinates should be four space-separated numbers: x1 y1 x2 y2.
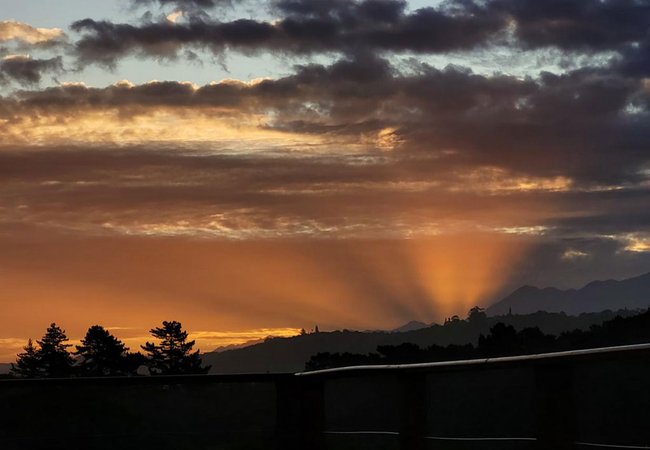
0 233 537 362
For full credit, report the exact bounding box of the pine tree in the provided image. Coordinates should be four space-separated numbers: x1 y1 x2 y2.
11 339 42 378
37 323 75 378
75 325 135 377
141 321 210 375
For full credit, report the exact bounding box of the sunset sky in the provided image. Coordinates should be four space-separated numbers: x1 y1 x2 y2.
1 0 650 361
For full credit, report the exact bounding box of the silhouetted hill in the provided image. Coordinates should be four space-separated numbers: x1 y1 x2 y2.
0 363 10 374
392 320 428 333
307 308 650 371
487 272 650 316
202 309 640 374
212 338 265 353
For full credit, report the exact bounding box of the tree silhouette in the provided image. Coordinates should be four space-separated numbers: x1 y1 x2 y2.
37 323 75 378
75 325 145 377
141 321 210 375
467 306 487 323
11 339 42 378
478 322 518 356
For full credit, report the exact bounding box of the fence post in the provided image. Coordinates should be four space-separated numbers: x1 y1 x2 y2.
301 377 326 450
275 377 301 450
276 376 325 450
399 371 427 450
535 362 575 449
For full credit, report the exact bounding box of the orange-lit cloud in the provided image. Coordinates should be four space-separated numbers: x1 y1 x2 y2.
622 234 650 253
0 21 66 45
166 11 184 24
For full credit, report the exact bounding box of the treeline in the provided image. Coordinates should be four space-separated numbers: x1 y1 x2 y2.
8 320 210 379
305 307 650 371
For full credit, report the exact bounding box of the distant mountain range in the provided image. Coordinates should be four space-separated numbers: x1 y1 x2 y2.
391 320 428 333
202 309 641 374
203 272 650 374
0 363 10 374
211 338 266 353
486 272 650 316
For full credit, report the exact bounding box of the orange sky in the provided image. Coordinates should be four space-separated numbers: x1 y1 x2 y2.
3 0 650 363
0 233 537 361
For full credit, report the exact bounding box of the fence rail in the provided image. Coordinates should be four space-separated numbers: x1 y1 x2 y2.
2 343 650 450
296 342 650 376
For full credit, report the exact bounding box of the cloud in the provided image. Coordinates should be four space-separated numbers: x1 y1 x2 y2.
490 0 650 51
562 249 588 260
1 2 649 262
166 11 184 23
66 0 650 88
0 55 64 86
0 138 646 248
1 54 649 188
70 0 505 66
0 20 66 46
132 0 227 9
621 233 650 253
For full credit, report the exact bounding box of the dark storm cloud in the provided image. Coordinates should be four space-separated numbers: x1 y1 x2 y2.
0 56 64 86
400 66 650 184
545 188 650 235
617 41 650 77
274 0 407 22
68 0 650 78
70 0 505 65
486 0 650 77
491 0 650 51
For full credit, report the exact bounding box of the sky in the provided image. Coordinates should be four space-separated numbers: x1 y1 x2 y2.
1 0 650 361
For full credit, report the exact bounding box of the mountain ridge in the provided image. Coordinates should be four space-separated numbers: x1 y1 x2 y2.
202 308 642 374
486 272 650 316
202 272 650 374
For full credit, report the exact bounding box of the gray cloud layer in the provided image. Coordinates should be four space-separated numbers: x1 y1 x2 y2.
67 0 650 75
3 53 649 187
133 0 224 7
71 0 505 65
0 56 64 86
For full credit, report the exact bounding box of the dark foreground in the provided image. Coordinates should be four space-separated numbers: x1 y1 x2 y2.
2 344 649 450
